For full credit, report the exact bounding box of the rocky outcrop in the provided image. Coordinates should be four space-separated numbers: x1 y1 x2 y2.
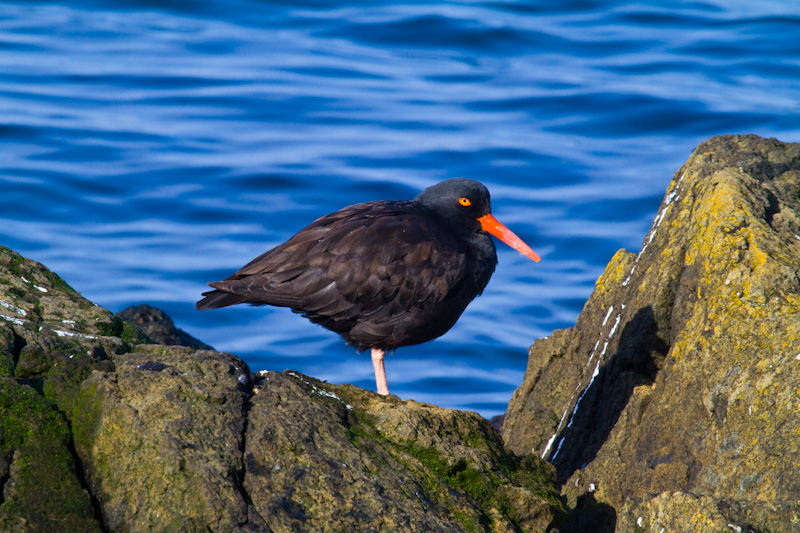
71 346 253 532
118 304 214 350
242 371 560 532
503 135 800 531
0 246 563 531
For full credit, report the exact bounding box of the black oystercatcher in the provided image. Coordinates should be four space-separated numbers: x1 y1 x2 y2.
197 178 540 395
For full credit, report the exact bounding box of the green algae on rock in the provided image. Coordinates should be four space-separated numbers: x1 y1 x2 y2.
0 246 145 347
0 378 101 532
71 357 563 532
503 135 800 531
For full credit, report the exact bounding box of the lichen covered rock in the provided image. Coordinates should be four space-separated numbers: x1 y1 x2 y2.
503 135 800 530
0 247 146 532
617 491 800 533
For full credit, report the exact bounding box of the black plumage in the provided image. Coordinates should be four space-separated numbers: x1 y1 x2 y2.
197 178 539 394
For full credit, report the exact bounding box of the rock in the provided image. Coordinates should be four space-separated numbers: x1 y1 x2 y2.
489 413 505 432
71 345 254 532
503 135 800 531
0 246 148 418
0 246 563 531
617 491 800 533
118 304 214 350
245 370 563 532
0 378 101 532
71 359 563 532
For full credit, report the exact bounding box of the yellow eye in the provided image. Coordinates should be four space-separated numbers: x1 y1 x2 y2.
458 197 471 206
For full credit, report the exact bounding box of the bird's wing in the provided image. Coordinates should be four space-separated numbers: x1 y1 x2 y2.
203 201 470 319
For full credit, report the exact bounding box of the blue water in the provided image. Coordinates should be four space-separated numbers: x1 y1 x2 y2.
2 1 799 417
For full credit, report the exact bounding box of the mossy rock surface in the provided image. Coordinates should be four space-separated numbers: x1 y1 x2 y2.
245 370 563 532
0 247 150 418
0 378 101 532
504 135 800 530
0 246 146 346
71 359 563 532
72 346 253 532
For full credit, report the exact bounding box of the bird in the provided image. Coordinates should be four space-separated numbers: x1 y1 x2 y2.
197 178 540 396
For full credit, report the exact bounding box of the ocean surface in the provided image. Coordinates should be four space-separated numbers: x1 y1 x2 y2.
2 0 799 418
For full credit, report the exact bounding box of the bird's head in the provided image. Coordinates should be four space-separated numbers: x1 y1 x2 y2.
415 178 540 262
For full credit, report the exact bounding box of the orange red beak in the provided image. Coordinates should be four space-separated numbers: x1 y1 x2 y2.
478 214 541 262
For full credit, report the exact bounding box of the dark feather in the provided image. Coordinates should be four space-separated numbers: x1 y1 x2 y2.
197 199 496 350
197 179 503 352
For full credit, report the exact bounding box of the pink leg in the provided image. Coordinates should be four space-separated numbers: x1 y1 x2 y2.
371 347 389 395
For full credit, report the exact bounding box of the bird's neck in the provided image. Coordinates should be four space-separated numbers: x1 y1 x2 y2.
468 232 498 295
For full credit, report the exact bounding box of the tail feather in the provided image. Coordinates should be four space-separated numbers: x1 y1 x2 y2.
196 289 248 310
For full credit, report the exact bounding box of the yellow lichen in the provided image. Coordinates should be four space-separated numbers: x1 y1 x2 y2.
594 249 633 293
